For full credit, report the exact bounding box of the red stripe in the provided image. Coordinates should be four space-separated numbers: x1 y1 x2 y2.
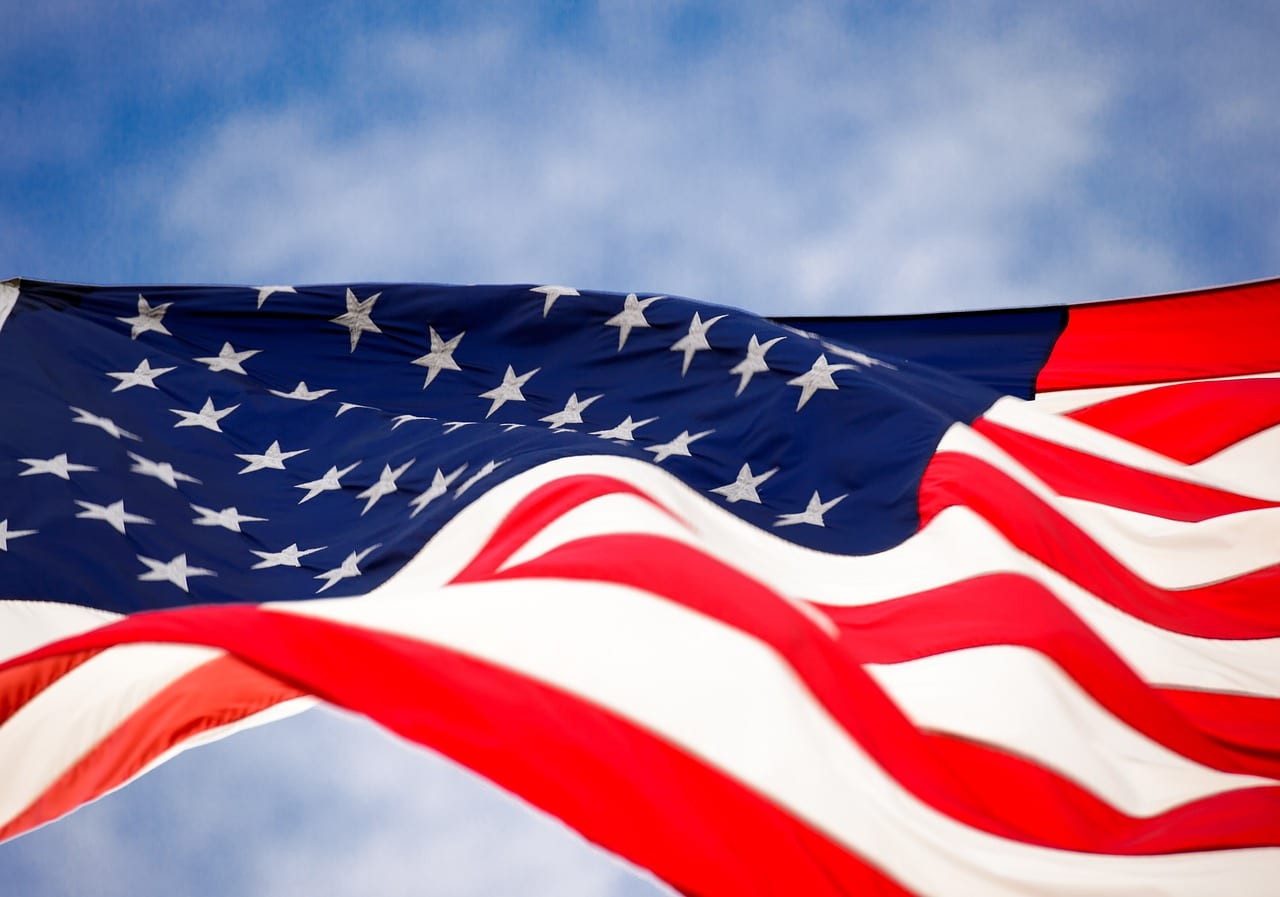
1065 378 1280 464
972 418 1274 521
6 473 1278 858
920 452 1280 639
479 533 1280 852
245 609 922 897
9 525 1277 855
1 603 916 897
1157 688 1280 765
451 473 682 583
815 573 1280 780
0 649 98 728
923 733 1280 854
1038 278 1280 391
0 654 305 841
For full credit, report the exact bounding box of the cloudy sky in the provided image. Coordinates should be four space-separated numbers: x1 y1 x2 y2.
2 2 1278 895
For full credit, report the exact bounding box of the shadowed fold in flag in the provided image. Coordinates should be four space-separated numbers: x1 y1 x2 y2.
1 275 1278 896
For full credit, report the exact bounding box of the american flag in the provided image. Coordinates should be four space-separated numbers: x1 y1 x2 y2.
1 276 1277 895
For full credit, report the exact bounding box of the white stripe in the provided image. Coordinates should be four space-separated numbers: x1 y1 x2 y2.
1193 422 1280 495
5 451 1274 875
402 456 1280 698
11 448 1270 852
0 599 122 664
272 578 1280 896
1061 498 1280 584
986 396 1280 500
1031 371 1280 415
499 491 695 571
866 645 1275 816
497 490 840 637
0 644 219 825
852 506 1280 696
939 424 1280 588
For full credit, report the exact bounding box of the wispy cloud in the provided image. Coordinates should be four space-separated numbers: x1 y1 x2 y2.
143 5 1205 314
8 4 1277 310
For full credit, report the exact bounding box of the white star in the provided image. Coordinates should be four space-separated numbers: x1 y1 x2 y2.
591 415 657 441
540 392 603 428
411 327 464 388
255 285 295 309
315 544 379 593
71 406 140 441
336 402 378 417
821 340 891 369
75 499 153 534
408 464 467 517
0 280 17 329
778 323 819 340
0 519 37 551
499 423 525 432
331 288 383 352
235 440 308 474
787 354 857 410
171 397 239 432
356 458 415 515
252 543 326 569
18 453 96 480
729 334 785 396
479 365 539 418
194 342 261 375
136 553 215 592
118 294 172 340
455 459 506 497
269 381 334 401
295 461 361 503
128 452 201 488
669 312 727 376
442 421 477 434
774 491 847 528
532 284 579 317
191 504 268 532
106 358 175 392
710 463 778 504
645 429 713 463
604 293 664 350
391 414 433 430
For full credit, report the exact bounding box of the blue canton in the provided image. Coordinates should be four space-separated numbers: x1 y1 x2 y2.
0 281 997 613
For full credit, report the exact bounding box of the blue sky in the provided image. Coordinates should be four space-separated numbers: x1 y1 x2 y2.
2 2 1279 895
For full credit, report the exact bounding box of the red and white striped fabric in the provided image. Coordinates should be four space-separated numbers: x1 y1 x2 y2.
2 279 1279 896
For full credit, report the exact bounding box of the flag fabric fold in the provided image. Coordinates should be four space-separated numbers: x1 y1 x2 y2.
1 276 1277 895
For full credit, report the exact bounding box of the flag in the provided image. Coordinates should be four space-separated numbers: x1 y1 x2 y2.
1 276 1278 895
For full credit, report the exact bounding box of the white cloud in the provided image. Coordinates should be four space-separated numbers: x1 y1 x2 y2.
241 710 646 897
148 6 1199 316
